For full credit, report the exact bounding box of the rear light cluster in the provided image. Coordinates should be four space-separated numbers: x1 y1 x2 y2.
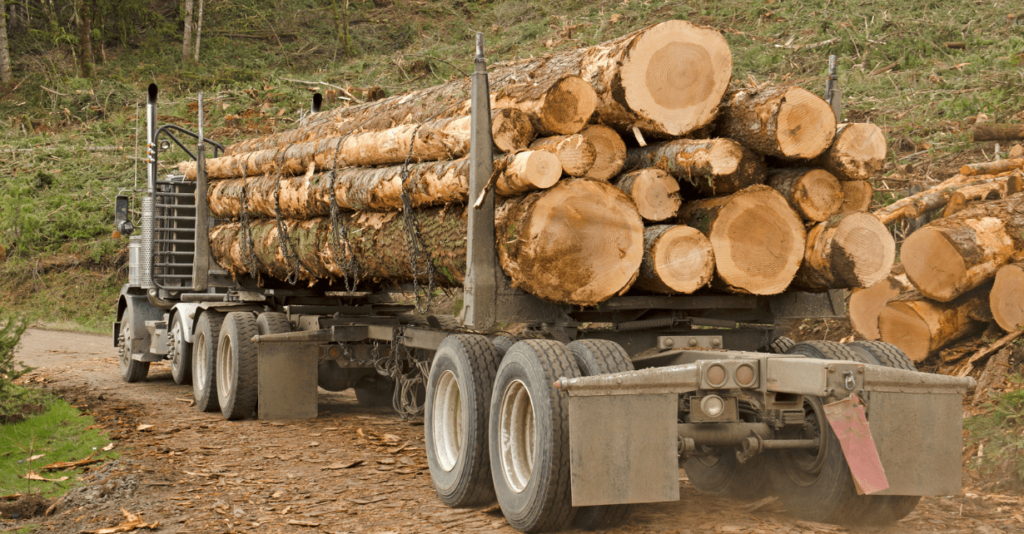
701 361 758 389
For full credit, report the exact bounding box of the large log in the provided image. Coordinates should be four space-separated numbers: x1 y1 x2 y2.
226 108 535 156
226 20 732 157
180 123 470 180
878 287 990 362
678 185 806 295
211 179 644 305
624 138 766 196
578 125 626 181
634 225 715 294
901 193 1024 302
973 124 1024 142
528 134 597 177
206 151 560 218
613 168 681 222
793 212 895 290
811 123 887 181
766 168 844 222
849 271 912 340
716 85 837 160
990 263 1024 332
942 171 1024 217
839 180 874 213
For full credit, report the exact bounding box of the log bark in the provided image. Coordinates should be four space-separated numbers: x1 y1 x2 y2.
613 168 681 222
528 134 597 177
227 19 731 156
942 171 1024 217
973 124 1024 142
812 123 887 181
839 180 874 213
990 263 1024 332
871 173 1014 225
901 193 1024 302
225 108 535 156
211 179 643 305
878 287 991 362
180 123 470 180
678 185 806 295
960 158 1023 176
578 125 626 181
206 151 561 218
624 138 766 196
635 225 715 294
766 168 844 222
716 85 837 159
793 212 896 290
850 271 912 340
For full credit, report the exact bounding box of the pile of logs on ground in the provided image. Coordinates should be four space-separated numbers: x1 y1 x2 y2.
851 151 1024 363
183 20 897 307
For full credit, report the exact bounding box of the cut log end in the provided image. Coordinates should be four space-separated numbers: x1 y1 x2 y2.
839 180 874 213
580 125 627 181
496 151 561 196
615 168 682 222
991 263 1024 331
795 212 896 290
491 108 537 153
636 225 715 294
538 76 599 135
682 185 805 295
878 303 934 362
776 87 838 159
850 274 911 340
822 123 887 181
619 20 733 136
767 168 844 222
901 227 969 302
498 179 644 305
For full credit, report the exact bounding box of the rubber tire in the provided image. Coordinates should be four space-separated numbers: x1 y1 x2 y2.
774 340 881 524
565 340 633 529
848 341 916 371
425 335 503 507
355 378 393 407
169 312 192 385
117 306 150 383
769 336 796 354
217 312 260 420
192 311 224 412
319 360 356 392
489 340 579 533
491 335 519 357
256 312 291 336
684 446 773 501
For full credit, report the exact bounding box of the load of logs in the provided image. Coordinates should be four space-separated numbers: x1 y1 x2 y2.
850 150 1024 362
182 20 897 307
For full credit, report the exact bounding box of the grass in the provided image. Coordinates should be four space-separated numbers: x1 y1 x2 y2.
0 390 117 499
0 0 1022 329
965 373 1024 491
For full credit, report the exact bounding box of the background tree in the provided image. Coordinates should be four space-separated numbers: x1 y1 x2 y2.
0 0 11 83
182 0 195 61
77 0 93 77
192 0 204 63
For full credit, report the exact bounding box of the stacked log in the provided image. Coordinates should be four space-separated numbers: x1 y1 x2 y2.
878 286 991 362
850 269 912 340
188 21 897 307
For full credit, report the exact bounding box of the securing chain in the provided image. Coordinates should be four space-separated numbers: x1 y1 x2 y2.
273 145 304 285
237 154 261 279
328 134 360 292
397 122 437 315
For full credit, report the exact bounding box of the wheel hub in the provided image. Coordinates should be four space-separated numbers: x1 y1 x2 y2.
432 370 464 472
195 332 208 393
498 379 536 494
170 320 185 371
217 335 234 399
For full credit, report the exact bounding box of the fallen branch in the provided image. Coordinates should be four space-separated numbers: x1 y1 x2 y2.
956 328 1024 377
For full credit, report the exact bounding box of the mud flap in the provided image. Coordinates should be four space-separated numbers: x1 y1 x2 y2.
257 340 318 420
568 394 679 506
823 395 888 495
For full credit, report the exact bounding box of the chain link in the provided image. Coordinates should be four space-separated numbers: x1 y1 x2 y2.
237 154 262 280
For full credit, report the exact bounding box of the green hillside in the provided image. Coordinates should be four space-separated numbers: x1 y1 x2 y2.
1 0 1023 330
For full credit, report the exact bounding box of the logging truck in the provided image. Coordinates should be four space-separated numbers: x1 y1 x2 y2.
112 30 974 533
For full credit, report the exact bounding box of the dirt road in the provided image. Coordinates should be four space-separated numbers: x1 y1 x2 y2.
4 328 1020 533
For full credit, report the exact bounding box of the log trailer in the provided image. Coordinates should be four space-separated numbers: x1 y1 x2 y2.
112 37 975 532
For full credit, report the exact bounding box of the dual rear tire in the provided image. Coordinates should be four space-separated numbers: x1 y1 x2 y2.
192 311 274 419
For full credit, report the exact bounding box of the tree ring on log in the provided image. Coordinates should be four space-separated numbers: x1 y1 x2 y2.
776 88 839 159
537 76 598 135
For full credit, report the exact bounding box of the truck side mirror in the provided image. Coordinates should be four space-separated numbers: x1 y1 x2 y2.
115 195 134 237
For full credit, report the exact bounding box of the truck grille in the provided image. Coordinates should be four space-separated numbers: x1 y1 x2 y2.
151 178 197 291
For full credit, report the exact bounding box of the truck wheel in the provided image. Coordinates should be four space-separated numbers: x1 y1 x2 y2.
192 311 224 412
217 312 260 420
319 360 355 392
425 335 502 507
169 313 192 385
785 340 863 362
847 341 916 371
684 446 773 501
565 340 633 529
766 396 877 524
117 308 150 383
491 335 519 356
256 312 291 336
489 340 579 532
